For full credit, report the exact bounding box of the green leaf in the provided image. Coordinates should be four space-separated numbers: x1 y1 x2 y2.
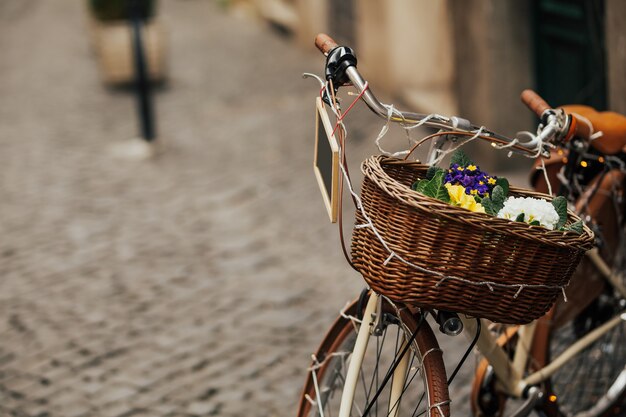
495 177 509 198
421 171 446 200
529 220 540 226
413 179 428 193
481 197 497 216
481 186 506 217
474 196 483 203
415 170 449 203
515 213 525 222
552 196 568 230
564 220 583 234
491 185 506 213
435 185 451 203
426 166 444 180
450 149 474 168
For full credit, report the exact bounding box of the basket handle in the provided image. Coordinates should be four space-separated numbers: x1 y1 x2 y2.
403 131 476 161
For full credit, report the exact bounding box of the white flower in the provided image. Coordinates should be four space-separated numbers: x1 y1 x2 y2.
497 196 560 230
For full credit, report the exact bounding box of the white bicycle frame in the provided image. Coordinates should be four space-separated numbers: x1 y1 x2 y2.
337 250 626 416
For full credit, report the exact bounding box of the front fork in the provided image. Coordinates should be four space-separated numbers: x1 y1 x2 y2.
338 292 411 417
338 292 378 417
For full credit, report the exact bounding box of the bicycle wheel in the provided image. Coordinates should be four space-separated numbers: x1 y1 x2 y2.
471 272 625 417
296 293 449 417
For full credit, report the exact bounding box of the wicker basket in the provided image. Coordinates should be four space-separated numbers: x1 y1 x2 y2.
351 156 595 324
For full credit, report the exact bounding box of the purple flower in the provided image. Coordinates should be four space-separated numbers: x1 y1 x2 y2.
445 163 496 197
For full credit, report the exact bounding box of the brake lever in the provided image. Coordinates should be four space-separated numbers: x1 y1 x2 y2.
515 113 567 157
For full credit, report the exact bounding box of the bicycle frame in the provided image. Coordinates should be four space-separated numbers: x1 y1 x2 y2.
461 309 625 399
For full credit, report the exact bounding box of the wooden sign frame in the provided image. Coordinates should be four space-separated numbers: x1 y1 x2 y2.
313 97 340 223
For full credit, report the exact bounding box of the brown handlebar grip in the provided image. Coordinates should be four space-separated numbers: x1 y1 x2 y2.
315 33 338 55
521 89 551 118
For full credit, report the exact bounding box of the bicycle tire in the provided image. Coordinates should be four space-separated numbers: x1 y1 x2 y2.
296 294 450 417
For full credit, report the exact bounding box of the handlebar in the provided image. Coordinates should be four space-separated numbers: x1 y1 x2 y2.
313 33 541 156
314 33 626 158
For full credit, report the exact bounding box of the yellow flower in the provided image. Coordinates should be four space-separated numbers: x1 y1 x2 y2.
445 184 486 213
445 183 464 201
487 177 496 185
466 165 477 172
456 166 464 171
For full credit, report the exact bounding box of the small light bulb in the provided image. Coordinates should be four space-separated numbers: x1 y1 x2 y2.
598 156 605 163
581 161 588 168
549 394 558 403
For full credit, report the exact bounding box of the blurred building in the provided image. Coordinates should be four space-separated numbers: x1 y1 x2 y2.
233 0 625 141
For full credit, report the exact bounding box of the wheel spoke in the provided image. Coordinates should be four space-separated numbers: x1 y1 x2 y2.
299 299 448 417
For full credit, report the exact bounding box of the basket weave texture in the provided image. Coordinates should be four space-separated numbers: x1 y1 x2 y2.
351 156 595 324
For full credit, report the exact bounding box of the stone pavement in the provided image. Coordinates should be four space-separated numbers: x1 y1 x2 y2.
0 1 532 416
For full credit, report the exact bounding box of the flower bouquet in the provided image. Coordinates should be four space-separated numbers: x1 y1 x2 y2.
411 150 583 234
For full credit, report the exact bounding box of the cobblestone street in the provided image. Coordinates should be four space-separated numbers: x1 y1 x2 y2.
0 1 485 416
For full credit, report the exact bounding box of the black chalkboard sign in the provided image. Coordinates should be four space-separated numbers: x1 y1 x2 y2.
314 97 340 223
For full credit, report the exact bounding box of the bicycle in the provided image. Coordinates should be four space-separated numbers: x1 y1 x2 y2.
297 33 626 417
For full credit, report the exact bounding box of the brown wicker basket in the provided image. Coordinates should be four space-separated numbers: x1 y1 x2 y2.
351 156 595 324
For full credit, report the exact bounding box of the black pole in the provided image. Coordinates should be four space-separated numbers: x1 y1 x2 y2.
129 0 156 142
